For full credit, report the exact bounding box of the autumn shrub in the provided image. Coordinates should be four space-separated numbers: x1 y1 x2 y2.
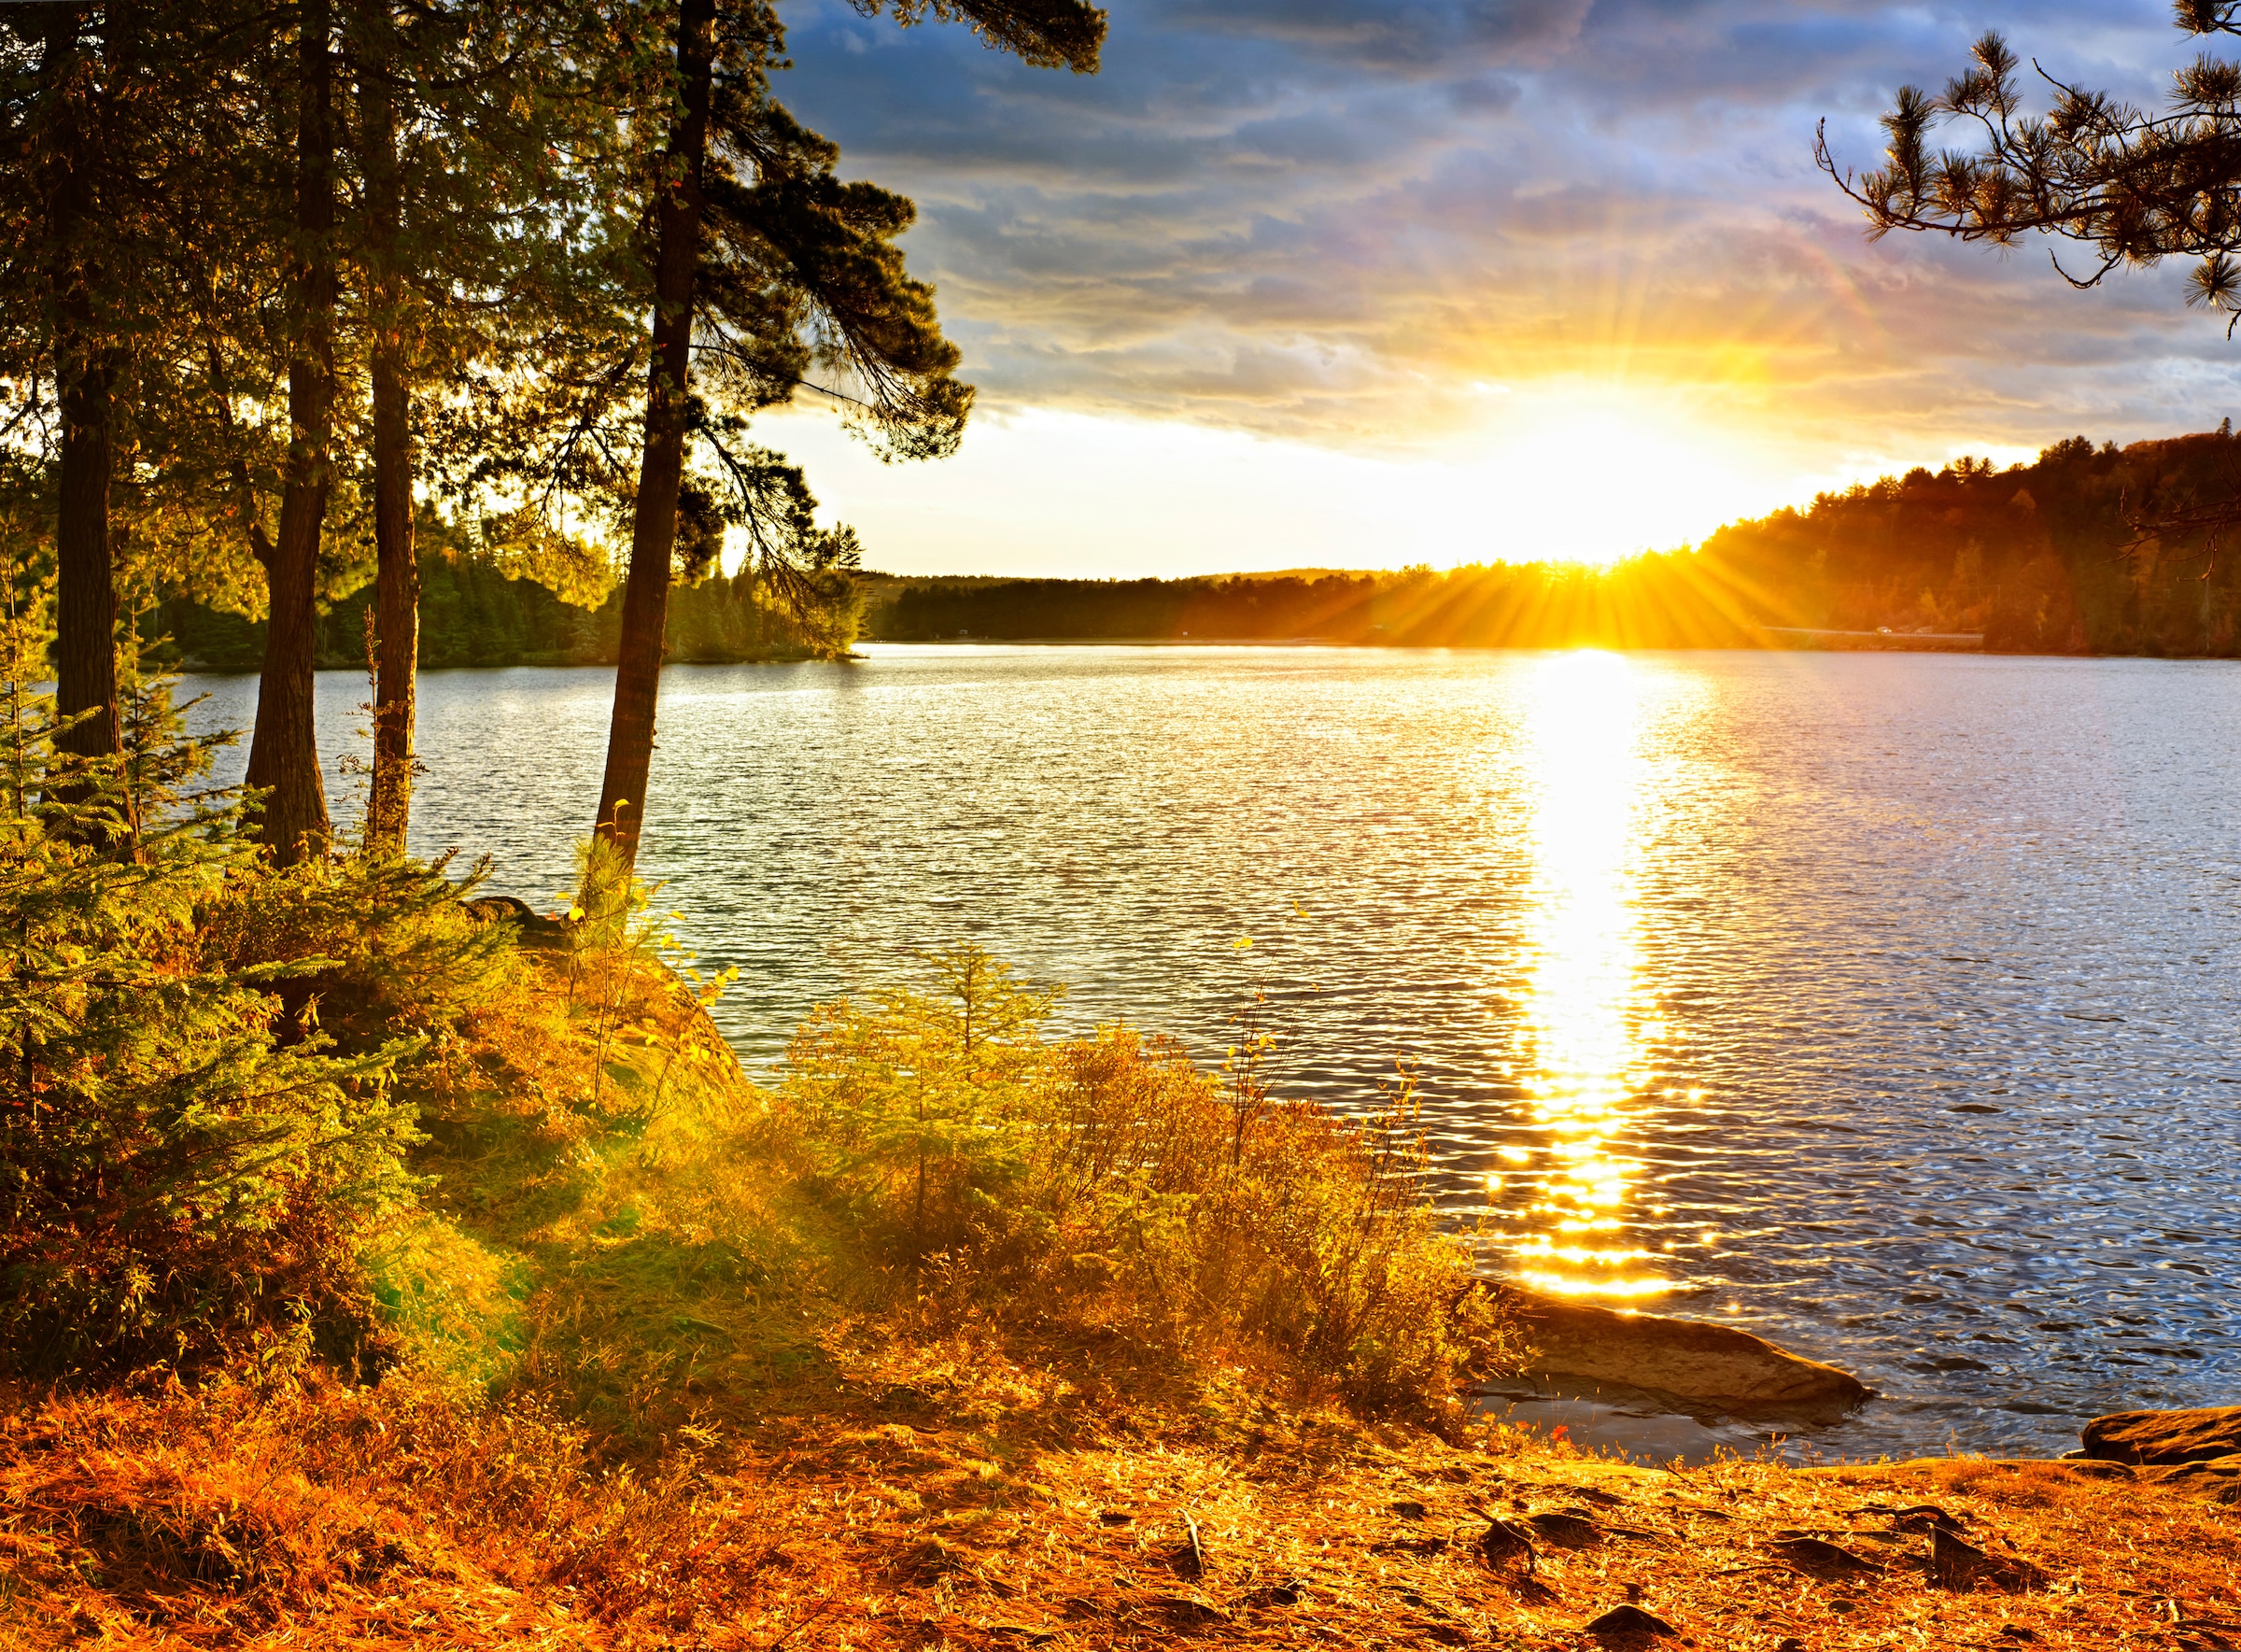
196 852 515 1060
0 1366 767 1641
781 948 1525 1414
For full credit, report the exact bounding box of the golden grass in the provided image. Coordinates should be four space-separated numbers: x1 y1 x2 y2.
4 1347 2236 1651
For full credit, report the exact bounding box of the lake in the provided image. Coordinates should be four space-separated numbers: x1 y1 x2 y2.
185 645 2241 1461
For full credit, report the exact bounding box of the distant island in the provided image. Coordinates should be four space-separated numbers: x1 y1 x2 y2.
167 426 2241 668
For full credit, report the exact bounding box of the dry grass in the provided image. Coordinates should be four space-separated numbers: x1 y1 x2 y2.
3 1346 2236 1652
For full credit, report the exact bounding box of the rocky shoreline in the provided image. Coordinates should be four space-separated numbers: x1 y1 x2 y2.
1499 1285 2241 1504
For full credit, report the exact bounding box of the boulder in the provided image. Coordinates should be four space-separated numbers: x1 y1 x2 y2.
1584 1603 1676 1639
1501 1288 1869 1414
2080 1405 2241 1466
2136 1454 2241 1505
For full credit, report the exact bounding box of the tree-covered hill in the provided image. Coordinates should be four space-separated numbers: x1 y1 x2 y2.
1699 428 2241 655
863 426 2241 657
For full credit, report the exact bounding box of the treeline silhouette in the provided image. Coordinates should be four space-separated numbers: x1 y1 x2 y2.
861 557 1767 649
165 552 833 672
156 424 2241 663
862 426 2241 657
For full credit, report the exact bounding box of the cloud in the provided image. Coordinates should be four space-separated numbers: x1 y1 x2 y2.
767 0 2241 474
1147 0 1594 71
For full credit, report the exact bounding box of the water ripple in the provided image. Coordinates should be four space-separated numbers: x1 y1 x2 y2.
187 645 2241 1458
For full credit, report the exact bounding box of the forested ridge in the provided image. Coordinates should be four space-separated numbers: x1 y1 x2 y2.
865 427 2241 656
1702 427 2241 655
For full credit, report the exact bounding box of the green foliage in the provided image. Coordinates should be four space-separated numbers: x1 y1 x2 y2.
199 851 514 1069
362 1209 532 1391
0 615 419 1377
1832 13 2241 328
560 836 740 1130
782 948 1524 1415
160 533 859 672
784 947 1059 1250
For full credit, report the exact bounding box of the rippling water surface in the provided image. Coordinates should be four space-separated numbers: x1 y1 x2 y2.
188 646 2241 1459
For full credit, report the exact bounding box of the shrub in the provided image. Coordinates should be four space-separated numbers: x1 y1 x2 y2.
782 948 1525 1415
782 948 1057 1250
0 639 417 1377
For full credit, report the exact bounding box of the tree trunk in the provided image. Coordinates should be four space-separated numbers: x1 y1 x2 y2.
590 0 716 876
44 7 120 772
246 0 336 866
359 20 415 854
53 358 118 768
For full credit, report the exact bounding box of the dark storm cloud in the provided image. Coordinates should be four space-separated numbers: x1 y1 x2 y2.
770 0 2241 457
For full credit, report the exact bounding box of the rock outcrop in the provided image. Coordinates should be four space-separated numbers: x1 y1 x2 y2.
462 893 572 946
2080 1405 2241 1505
2136 1456 2241 1503
1501 1288 1869 1415
2080 1405 2241 1465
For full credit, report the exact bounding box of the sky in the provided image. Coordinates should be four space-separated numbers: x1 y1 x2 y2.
756 0 2241 575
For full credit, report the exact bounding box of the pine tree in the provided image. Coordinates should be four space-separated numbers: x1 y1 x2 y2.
1823 7 2241 325
0 4 243 787
587 0 1104 874
168 0 655 860
344 0 659 853
0 585 415 1375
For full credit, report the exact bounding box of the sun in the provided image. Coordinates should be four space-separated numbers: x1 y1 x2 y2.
1432 390 1799 568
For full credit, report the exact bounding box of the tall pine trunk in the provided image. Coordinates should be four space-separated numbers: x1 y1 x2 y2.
359 21 415 854
54 358 118 768
246 0 337 865
45 8 120 772
590 0 715 875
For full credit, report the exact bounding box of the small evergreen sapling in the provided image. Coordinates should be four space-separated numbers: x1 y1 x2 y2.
784 945 1059 1254
0 606 416 1376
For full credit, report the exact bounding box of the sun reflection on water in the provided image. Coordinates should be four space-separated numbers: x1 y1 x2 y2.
1499 651 1668 1299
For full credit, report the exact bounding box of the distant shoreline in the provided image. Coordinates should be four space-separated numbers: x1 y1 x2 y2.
176 633 2241 673
860 631 1996 651
1761 627 1984 652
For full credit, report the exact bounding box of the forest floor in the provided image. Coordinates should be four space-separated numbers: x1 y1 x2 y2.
2 963 2234 1652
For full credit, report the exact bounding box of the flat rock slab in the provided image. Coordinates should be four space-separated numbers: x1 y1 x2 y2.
1800 1453 2238 1505
1502 1288 1868 1414
1797 1458 2134 1484
2082 1405 2241 1466
2137 1454 2241 1504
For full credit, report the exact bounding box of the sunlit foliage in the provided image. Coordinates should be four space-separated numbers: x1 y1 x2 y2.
782 947 1526 1413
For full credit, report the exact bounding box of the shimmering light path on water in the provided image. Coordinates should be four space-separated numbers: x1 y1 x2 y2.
187 647 2241 1459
